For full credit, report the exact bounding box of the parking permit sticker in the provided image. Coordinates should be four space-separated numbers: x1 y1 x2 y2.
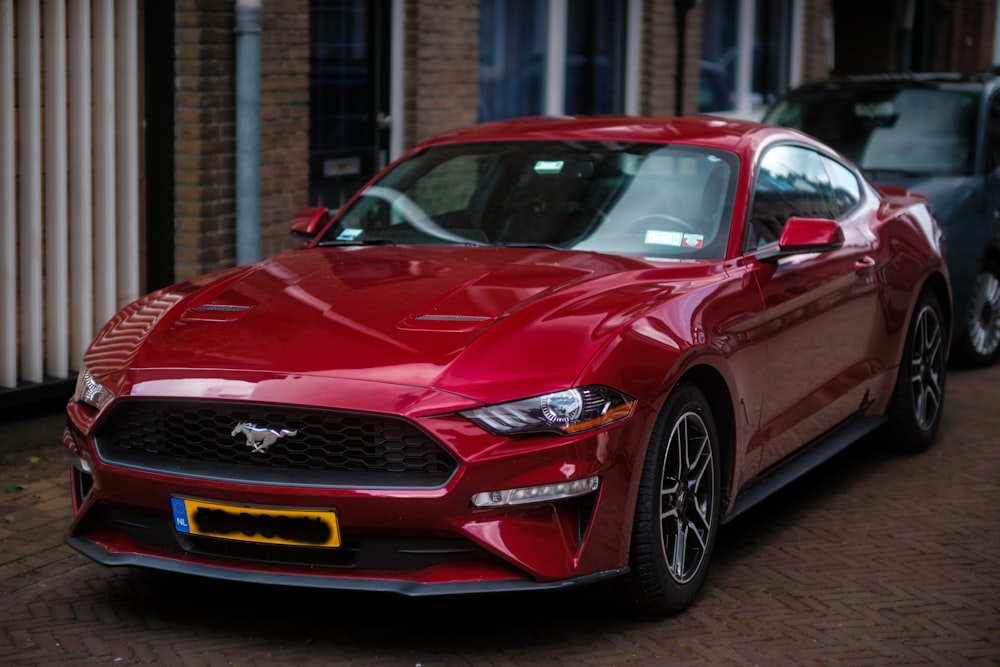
682 234 704 248
645 230 683 246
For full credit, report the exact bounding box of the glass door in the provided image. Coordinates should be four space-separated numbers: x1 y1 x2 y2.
309 0 391 208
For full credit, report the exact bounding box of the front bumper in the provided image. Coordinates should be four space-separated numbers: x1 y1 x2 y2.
65 531 628 596
63 389 653 595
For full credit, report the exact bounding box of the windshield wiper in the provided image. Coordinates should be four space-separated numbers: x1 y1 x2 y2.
504 242 563 250
316 237 396 247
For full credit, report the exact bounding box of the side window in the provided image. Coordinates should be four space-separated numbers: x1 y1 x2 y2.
746 145 836 251
821 156 861 217
988 92 1000 174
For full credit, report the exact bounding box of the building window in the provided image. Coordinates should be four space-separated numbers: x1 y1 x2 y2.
479 0 549 121
479 0 626 122
700 0 794 117
564 0 626 115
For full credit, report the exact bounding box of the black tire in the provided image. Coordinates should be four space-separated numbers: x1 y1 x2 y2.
885 289 947 453
951 259 1000 368
618 382 721 614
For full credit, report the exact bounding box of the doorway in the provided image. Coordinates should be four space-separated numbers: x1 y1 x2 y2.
309 0 392 209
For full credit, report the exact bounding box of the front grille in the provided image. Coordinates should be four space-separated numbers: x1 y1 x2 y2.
95 400 458 488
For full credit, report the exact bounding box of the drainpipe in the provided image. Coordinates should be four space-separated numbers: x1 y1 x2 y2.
235 0 261 265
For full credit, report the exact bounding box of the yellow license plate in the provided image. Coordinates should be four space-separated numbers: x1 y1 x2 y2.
171 497 341 548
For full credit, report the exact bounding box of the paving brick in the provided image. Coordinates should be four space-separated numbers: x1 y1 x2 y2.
0 364 998 665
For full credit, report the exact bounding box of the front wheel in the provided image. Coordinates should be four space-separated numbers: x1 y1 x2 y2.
618 383 721 614
885 289 947 453
952 259 1000 368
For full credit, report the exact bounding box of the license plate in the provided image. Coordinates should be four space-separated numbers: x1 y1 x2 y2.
171 497 341 548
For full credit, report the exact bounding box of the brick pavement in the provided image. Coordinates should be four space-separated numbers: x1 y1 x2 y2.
0 364 998 666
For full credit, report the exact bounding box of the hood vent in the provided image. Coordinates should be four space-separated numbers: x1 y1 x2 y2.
400 312 495 332
182 303 253 322
194 304 251 313
413 314 490 322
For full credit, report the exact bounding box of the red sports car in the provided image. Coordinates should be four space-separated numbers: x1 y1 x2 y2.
65 116 950 613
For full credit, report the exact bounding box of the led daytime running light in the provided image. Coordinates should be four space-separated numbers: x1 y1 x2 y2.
471 475 600 508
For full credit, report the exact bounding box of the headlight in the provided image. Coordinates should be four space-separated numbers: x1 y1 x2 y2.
75 367 114 409
461 385 635 435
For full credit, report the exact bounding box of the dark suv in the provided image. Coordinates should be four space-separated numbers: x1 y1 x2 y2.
764 72 1000 367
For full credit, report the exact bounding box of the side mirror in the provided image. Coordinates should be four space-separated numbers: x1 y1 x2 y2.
757 216 844 262
289 207 331 241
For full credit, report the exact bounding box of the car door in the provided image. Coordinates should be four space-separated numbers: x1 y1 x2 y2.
743 144 883 473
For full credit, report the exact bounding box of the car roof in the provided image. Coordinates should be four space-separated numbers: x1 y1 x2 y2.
785 70 1000 94
414 115 802 154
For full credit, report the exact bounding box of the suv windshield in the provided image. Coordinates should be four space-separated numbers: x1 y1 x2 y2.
318 141 739 260
765 86 979 176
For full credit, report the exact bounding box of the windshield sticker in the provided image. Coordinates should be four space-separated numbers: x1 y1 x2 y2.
644 230 705 249
533 160 565 174
337 228 363 241
644 230 683 246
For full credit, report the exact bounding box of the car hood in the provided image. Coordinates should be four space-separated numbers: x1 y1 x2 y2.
871 173 979 227
84 246 708 403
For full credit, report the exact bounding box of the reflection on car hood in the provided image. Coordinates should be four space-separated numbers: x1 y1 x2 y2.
83 246 707 400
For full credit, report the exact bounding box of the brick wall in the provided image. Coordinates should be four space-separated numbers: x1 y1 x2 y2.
640 0 677 116
949 0 996 72
800 0 834 84
640 0 701 116
174 0 236 282
403 0 480 149
260 1 310 258
166 0 985 288
173 0 308 282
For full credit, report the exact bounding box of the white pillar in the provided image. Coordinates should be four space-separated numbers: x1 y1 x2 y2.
69 0 94 368
45 0 70 378
116 0 140 307
0 0 16 387
18 1 44 383
93 0 117 327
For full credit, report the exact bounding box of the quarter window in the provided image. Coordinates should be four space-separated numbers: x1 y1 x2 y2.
820 155 861 216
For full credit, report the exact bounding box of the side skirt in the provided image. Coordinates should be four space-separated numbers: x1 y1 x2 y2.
723 415 887 525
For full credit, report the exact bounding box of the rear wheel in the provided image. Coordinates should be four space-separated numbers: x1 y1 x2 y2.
619 383 721 614
952 259 1000 368
885 289 946 453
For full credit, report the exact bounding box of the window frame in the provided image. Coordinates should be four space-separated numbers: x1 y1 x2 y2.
744 142 863 254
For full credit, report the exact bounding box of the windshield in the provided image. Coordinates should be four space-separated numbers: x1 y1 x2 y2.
318 141 739 260
765 86 978 176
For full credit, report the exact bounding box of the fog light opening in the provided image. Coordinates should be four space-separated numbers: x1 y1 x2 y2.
71 461 95 509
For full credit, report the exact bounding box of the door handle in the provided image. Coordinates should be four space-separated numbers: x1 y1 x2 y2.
854 256 876 273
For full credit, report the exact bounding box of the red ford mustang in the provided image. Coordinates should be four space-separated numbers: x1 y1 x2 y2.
64 116 951 613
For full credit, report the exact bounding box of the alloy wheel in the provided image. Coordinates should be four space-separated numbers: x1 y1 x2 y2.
910 303 944 430
659 410 716 585
967 270 1000 358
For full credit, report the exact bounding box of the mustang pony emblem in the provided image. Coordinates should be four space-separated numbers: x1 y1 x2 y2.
231 422 297 453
